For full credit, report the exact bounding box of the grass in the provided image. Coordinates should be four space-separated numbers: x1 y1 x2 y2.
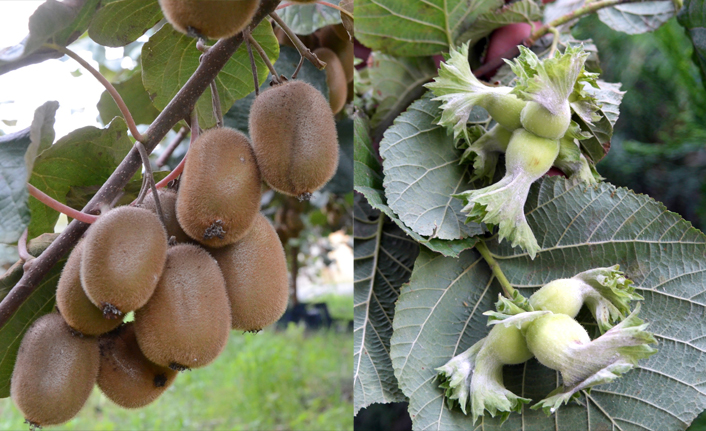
0 322 353 431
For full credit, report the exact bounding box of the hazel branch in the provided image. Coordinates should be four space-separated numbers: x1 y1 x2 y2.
43 43 145 142
0 0 283 330
476 240 516 298
269 12 326 70
27 184 98 224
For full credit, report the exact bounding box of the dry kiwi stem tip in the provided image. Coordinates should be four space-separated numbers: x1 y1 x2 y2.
203 220 227 240
169 363 189 372
102 303 123 320
247 33 281 84
297 192 312 202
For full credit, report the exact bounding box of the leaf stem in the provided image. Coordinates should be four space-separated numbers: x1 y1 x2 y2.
43 43 145 143
135 142 167 229
476 240 516 298
248 34 281 84
269 12 326 70
27 184 98 224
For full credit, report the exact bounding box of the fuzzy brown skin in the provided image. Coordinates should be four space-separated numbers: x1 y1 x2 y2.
81 206 168 316
142 189 191 243
97 323 178 408
56 242 124 336
317 25 354 83
249 80 339 198
11 313 99 426
159 0 260 40
176 127 262 248
134 244 231 369
313 47 347 114
210 213 288 331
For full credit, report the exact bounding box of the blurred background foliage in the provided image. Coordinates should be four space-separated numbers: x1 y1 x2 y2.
574 17 706 230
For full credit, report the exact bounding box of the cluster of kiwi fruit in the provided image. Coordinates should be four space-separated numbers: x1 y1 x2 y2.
10 1 343 427
275 22 354 115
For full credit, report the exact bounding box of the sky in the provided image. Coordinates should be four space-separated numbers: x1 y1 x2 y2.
0 1 108 139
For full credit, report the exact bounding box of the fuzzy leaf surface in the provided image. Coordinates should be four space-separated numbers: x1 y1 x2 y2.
597 1 676 34
142 20 278 129
276 0 343 35
353 194 418 414
391 176 706 430
88 0 163 47
379 97 484 241
355 0 504 56
354 111 477 257
368 52 438 133
27 118 133 238
0 233 64 398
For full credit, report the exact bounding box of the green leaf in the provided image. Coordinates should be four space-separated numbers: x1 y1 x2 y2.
391 176 706 430
354 110 477 257
88 0 163 47
379 96 484 241
27 118 133 238
597 1 676 34
0 130 32 244
26 102 60 177
368 52 438 133
97 69 160 126
355 0 504 56
457 0 543 44
0 233 65 399
276 0 343 35
353 193 418 414
323 118 354 195
223 45 329 134
678 0 706 86
142 20 278 130
0 0 101 75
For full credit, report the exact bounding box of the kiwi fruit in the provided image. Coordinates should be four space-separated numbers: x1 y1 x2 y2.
97 323 178 408
158 0 260 40
210 213 289 331
81 206 168 318
56 242 125 336
317 25 354 83
249 80 339 199
11 313 99 427
313 47 348 114
176 127 261 248
142 189 191 243
134 244 231 370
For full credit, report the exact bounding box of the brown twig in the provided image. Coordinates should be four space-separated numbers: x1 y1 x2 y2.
0 0 282 329
269 12 326 70
248 34 281 84
245 30 260 96
156 126 189 167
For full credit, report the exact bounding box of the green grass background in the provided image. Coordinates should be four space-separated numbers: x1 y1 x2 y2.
0 296 353 431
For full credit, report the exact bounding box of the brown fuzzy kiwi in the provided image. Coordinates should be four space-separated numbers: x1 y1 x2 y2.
317 25 354 83
97 323 178 408
210 213 288 331
56 242 124 336
274 26 315 50
158 0 260 40
134 244 231 370
81 206 168 318
313 47 348 114
176 127 261 248
11 313 99 427
249 80 339 199
142 189 191 244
